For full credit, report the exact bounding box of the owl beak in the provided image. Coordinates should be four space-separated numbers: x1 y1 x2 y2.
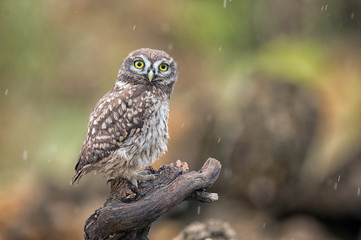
147 70 155 82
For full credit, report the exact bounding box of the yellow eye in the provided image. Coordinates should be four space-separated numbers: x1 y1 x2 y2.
159 63 168 72
134 60 144 69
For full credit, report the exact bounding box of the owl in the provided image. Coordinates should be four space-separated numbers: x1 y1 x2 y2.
71 48 178 187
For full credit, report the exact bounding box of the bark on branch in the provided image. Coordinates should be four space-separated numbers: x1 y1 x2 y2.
84 158 221 240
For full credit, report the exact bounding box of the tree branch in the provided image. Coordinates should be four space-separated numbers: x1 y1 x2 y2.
84 158 221 240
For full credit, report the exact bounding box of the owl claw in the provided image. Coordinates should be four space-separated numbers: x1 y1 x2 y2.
130 179 138 189
128 173 157 188
137 173 156 181
107 177 115 185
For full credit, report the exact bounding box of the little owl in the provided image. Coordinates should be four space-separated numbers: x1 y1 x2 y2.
71 48 177 187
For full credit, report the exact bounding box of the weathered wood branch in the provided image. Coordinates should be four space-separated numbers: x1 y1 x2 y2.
84 158 221 240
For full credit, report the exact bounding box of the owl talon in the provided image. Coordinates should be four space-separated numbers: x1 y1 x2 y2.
138 170 153 175
136 173 156 181
127 173 157 188
107 177 115 185
130 179 138 189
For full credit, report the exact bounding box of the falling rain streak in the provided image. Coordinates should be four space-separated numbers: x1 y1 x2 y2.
168 43 173 51
321 4 328 11
4 89 8 96
223 0 231 8
23 150 28 160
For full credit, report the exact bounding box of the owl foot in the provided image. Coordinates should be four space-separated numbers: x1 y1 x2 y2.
107 177 115 185
129 173 158 188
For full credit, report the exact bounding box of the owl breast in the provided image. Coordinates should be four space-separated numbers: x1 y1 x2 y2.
121 100 169 169
96 95 170 177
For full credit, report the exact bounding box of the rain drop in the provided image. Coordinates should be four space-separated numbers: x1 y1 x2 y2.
23 150 28 160
224 168 232 178
74 206 80 213
197 205 201 215
161 23 170 33
217 137 221 143
358 187 360 195
206 114 213 123
334 182 338 190
351 12 355 19
168 43 173 51
218 47 222 52
181 123 184 128
4 89 8 96
338 175 341 182
223 0 227 8
325 4 328 11
262 222 266 229
133 25 136 31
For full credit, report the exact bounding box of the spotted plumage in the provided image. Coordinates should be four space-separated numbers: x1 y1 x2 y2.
71 48 178 187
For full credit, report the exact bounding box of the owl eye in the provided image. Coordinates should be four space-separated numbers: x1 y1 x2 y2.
134 60 144 69
159 63 169 72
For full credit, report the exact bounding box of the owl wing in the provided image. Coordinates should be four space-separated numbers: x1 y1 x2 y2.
71 84 155 184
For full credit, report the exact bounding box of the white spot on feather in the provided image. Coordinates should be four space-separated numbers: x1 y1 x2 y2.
106 117 112 124
121 102 126 111
114 112 119 120
129 128 135 137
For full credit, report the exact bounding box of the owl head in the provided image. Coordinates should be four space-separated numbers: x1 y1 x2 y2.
117 48 178 94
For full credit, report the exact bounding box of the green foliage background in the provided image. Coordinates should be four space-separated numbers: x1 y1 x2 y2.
0 0 361 239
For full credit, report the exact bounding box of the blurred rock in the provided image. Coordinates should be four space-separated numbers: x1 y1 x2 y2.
277 216 340 240
296 149 361 215
0 175 105 240
285 149 361 239
173 219 237 240
228 78 319 210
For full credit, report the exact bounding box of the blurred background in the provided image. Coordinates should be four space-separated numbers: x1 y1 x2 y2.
1 0 361 239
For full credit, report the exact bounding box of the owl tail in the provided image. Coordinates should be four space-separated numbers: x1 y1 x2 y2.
70 163 92 185
70 171 82 185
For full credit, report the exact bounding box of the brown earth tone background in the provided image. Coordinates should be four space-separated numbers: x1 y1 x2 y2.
1 1 361 239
